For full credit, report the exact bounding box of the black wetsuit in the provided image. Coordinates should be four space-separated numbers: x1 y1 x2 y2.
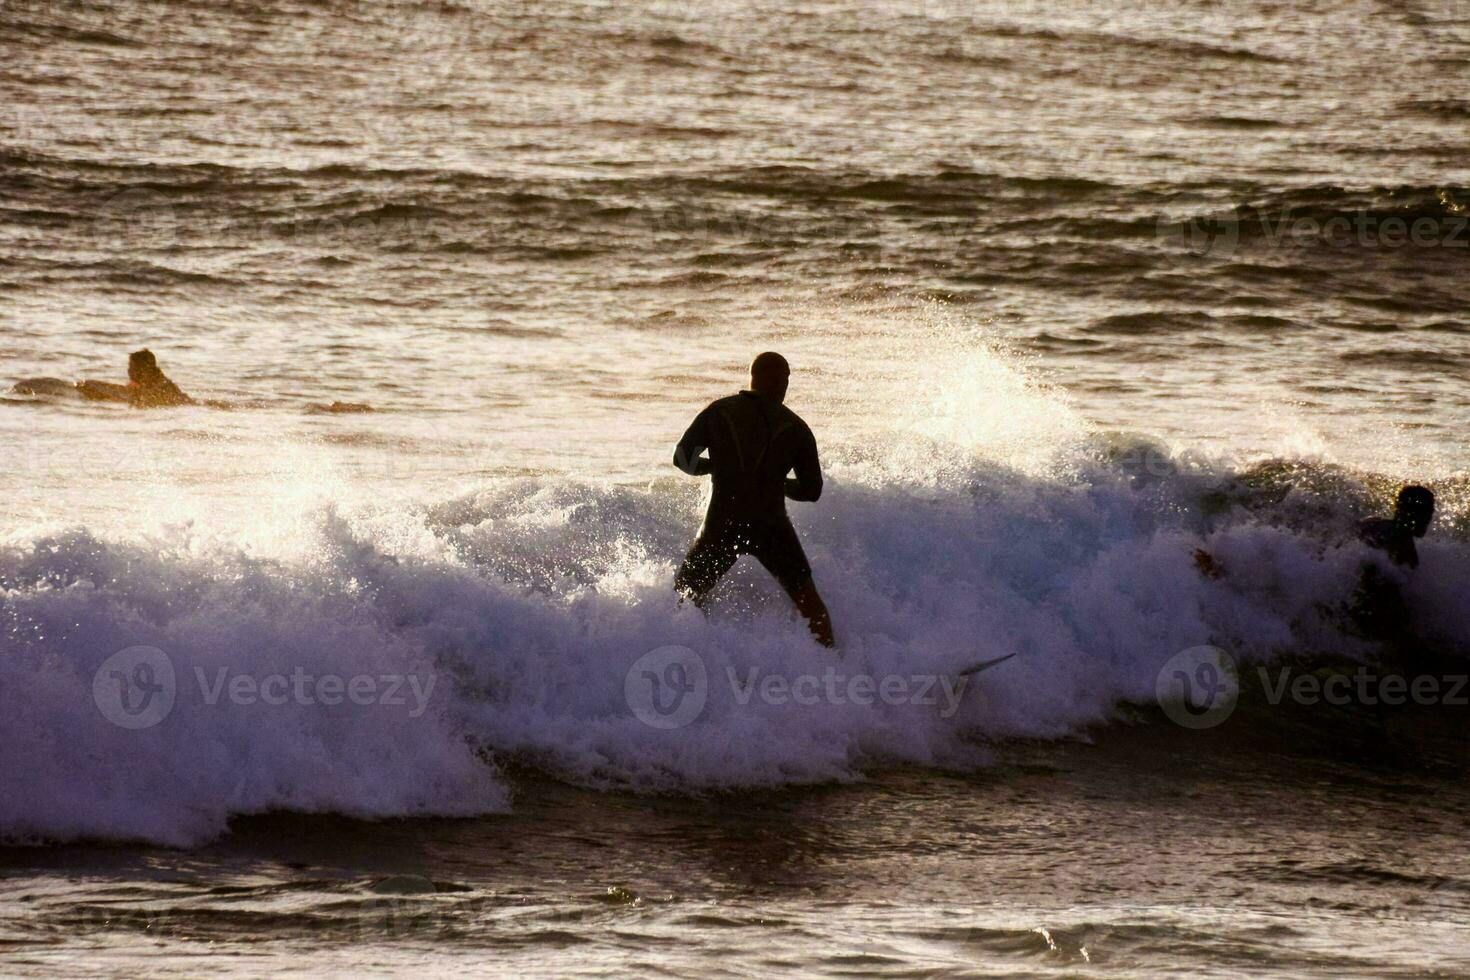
673 390 822 601
1353 517 1417 638
1358 517 1418 569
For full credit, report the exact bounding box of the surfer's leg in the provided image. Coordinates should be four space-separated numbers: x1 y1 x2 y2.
750 520 834 648
788 577 835 648
674 525 739 607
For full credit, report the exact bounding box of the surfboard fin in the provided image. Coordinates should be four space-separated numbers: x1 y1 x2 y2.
956 652 1018 677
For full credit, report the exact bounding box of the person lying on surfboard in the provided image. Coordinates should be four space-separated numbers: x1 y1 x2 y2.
671 351 836 648
76 349 193 408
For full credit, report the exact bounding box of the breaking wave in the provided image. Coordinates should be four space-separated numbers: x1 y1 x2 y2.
4 410 1467 846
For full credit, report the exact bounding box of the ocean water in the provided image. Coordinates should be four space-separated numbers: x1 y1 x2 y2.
2 0 1470 975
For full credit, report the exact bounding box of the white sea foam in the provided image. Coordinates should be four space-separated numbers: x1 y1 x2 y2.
4 341 1467 845
5 420 1465 845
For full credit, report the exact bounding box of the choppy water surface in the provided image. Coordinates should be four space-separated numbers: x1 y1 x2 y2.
2 0 1469 975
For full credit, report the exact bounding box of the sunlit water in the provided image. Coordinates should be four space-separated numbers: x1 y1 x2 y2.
2 0 1469 975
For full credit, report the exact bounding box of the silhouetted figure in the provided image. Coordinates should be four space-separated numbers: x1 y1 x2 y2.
1358 485 1434 569
673 352 835 647
77 349 193 408
1352 485 1435 641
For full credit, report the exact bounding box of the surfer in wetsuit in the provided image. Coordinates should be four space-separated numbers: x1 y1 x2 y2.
1351 485 1434 640
77 349 193 408
1358 485 1434 569
672 352 836 648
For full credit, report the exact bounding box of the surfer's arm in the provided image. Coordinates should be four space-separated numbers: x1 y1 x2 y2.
784 431 822 502
673 409 712 476
75 380 132 403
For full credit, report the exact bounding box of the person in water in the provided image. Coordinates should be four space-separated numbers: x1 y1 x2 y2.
1351 485 1435 641
77 349 193 408
672 352 836 647
1358 484 1435 569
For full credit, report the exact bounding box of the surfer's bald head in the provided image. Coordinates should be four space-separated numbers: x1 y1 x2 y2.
749 351 790 402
